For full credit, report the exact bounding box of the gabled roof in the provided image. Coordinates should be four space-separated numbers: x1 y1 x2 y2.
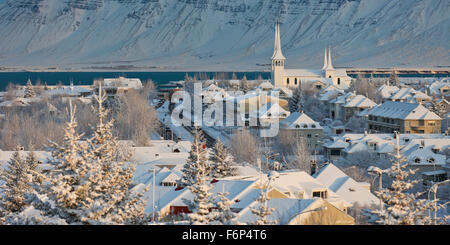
367 101 441 120
280 112 323 130
343 95 377 108
249 102 290 120
258 81 274 89
313 163 379 206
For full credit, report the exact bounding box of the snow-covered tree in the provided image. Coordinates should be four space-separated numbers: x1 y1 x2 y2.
24 79 36 98
214 190 236 225
240 75 250 93
184 180 219 225
40 101 93 224
0 149 35 216
371 151 435 225
177 127 210 187
288 87 302 113
81 86 147 224
210 139 237 178
251 190 276 225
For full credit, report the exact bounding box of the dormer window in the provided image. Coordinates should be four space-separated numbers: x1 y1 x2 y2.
303 124 308 128
311 124 316 128
414 158 421 164
296 124 300 128
427 158 435 164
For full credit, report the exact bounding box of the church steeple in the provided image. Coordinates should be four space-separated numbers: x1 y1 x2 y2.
271 21 285 61
327 47 334 70
322 48 328 70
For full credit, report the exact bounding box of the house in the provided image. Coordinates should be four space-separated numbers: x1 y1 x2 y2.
247 102 290 128
235 198 354 225
280 112 324 149
323 133 448 161
367 101 441 134
270 22 352 90
313 163 380 207
428 79 450 97
100 77 143 95
387 87 431 103
257 81 274 91
342 95 377 122
376 84 400 102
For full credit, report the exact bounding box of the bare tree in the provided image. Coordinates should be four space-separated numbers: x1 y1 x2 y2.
3 82 17 101
229 128 260 165
113 91 158 146
143 79 157 102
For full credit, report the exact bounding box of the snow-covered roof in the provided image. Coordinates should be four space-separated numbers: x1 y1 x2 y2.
389 87 431 101
236 198 317 225
428 80 450 95
280 112 323 130
376 84 400 99
269 87 293 98
103 77 143 90
271 171 328 199
258 81 274 90
343 95 377 108
313 163 379 206
367 101 441 120
249 102 290 120
284 69 322 77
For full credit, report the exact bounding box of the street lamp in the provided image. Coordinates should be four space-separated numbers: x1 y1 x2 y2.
367 166 387 211
427 179 450 224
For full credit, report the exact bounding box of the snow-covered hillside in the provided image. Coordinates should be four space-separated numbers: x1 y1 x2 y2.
0 0 448 71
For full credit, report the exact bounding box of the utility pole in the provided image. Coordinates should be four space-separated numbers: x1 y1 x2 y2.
153 168 156 222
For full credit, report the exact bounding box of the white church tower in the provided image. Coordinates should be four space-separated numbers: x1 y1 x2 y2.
271 21 285 88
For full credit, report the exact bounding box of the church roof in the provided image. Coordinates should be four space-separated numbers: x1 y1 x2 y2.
284 69 323 77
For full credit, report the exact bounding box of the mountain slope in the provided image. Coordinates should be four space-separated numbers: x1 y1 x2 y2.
0 0 448 70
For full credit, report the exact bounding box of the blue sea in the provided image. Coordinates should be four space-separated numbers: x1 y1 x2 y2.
0 71 448 91
0 72 271 91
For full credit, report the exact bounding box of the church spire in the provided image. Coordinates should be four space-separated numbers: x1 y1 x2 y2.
322 48 328 70
271 20 285 60
327 47 334 70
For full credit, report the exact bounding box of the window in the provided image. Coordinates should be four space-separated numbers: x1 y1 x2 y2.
312 190 327 199
427 158 435 164
337 78 341 85
287 78 290 85
307 134 312 138
330 149 341 156
414 158 421 164
419 120 424 126
311 124 316 128
295 78 298 85
296 124 300 128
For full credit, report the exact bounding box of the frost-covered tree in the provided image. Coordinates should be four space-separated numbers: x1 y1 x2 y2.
209 139 237 178
240 75 250 93
24 79 36 98
214 190 236 225
81 86 147 224
184 180 219 225
288 87 302 113
0 148 40 217
177 127 210 187
251 190 276 225
40 101 93 224
371 151 434 225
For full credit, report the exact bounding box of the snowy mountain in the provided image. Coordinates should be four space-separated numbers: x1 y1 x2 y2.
0 0 448 71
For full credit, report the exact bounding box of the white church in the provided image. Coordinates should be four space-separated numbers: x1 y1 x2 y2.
271 22 352 90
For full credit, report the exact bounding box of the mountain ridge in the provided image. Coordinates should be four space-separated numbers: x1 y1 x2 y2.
0 0 448 71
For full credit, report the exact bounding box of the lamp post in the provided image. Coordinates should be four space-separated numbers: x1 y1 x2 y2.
367 166 387 211
427 179 450 224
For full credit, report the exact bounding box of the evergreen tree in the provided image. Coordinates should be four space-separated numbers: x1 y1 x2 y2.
289 87 302 113
215 189 236 225
0 148 40 217
240 75 250 93
371 149 434 225
251 190 276 225
24 79 36 98
81 85 147 224
184 180 219 225
210 139 237 178
177 127 210 187
41 101 92 224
